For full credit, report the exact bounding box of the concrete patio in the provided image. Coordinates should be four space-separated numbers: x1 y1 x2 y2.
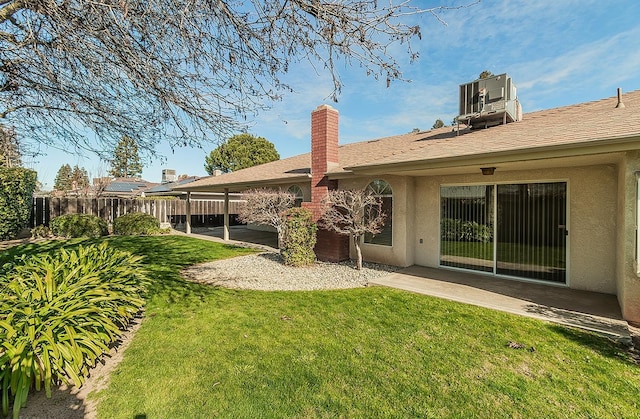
179 226 631 343
370 265 631 342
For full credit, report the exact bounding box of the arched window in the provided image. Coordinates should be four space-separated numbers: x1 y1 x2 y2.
287 185 304 207
364 179 393 246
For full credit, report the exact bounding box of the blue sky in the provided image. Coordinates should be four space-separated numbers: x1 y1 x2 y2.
27 0 640 189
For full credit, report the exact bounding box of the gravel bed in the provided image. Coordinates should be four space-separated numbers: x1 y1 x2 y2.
181 252 400 291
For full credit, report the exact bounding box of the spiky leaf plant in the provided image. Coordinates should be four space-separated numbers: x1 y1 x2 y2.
0 242 148 418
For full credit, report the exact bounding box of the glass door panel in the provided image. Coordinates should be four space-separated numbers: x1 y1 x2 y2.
440 185 494 273
496 182 566 283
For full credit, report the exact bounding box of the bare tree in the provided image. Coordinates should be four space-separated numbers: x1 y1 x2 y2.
1 1 477 157
320 189 387 270
236 188 296 249
92 177 111 198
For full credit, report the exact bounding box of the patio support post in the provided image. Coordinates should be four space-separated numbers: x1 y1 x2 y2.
186 192 191 234
223 188 230 241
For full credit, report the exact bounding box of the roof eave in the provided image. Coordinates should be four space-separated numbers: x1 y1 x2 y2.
346 134 640 175
174 174 312 193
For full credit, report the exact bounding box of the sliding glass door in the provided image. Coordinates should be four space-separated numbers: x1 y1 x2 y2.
495 183 566 282
440 182 567 283
440 185 494 273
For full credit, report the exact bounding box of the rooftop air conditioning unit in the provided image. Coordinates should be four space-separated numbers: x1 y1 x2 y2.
458 73 522 129
162 169 177 184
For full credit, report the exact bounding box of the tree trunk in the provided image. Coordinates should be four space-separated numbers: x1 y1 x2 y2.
353 235 363 270
276 225 286 252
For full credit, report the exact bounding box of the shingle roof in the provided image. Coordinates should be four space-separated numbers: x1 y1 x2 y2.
348 89 640 172
178 89 640 192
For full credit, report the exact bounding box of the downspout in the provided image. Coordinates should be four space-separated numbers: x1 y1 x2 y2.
224 188 230 241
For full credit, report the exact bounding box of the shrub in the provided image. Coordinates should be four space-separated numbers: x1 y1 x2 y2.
281 207 317 266
441 218 493 243
0 242 148 419
50 214 108 238
0 168 37 240
113 212 161 235
30 225 52 239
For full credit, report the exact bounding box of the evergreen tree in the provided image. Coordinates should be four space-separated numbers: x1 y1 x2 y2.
205 133 279 174
71 165 90 189
109 136 143 178
432 119 445 129
479 70 494 79
54 164 73 190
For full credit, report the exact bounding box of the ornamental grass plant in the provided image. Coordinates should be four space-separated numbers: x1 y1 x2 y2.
0 242 148 419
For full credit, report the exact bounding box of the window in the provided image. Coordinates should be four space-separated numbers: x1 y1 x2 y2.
364 179 393 246
287 185 304 207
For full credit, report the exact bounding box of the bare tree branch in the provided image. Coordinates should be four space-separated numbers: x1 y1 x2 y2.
237 188 296 249
1 0 479 157
320 188 386 270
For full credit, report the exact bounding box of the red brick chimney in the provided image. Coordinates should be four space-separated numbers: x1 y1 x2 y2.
308 104 339 219
303 104 349 262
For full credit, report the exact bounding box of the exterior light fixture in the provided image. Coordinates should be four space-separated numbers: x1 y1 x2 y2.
481 167 496 175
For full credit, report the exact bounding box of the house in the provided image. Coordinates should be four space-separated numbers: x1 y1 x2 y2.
98 177 159 197
176 77 640 325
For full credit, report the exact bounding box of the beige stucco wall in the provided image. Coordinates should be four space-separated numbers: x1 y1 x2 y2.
338 176 415 267
617 152 640 324
411 164 618 294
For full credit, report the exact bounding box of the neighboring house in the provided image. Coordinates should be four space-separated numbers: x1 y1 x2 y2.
100 177 159 197
176 79 640 324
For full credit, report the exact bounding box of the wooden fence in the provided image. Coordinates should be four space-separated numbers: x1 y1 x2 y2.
30 197 242 228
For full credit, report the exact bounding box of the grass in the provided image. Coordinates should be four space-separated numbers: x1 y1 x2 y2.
441 240 566 268
2 236 639 417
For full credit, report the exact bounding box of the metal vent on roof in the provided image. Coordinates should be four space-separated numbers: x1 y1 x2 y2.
457 73 522 129
162 169 177 184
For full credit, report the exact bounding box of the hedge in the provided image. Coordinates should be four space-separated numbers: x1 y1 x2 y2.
113 212 161 235
0 168 37 240
50 214 109 238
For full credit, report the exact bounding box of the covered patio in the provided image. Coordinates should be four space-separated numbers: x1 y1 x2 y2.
174 225 279 251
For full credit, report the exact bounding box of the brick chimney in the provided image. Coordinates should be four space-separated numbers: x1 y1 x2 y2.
303 104 349 262
307 104 339 220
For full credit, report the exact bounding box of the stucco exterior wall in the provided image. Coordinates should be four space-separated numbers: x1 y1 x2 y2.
338 175 414 267
617 152 640 324
412 164 618 294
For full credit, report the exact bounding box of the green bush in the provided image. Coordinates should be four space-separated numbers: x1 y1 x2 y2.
0 242 148 419
281 208 317 267
30 225 52 239
441 218 493 243
0 168 37 240
50 214 108 238
113 212 161 235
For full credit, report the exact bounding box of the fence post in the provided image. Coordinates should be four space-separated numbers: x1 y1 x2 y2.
224 189 230 240
186 192 191 234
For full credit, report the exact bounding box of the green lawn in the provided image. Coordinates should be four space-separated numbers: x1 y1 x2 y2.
2 236 639 417
441 240 566 268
